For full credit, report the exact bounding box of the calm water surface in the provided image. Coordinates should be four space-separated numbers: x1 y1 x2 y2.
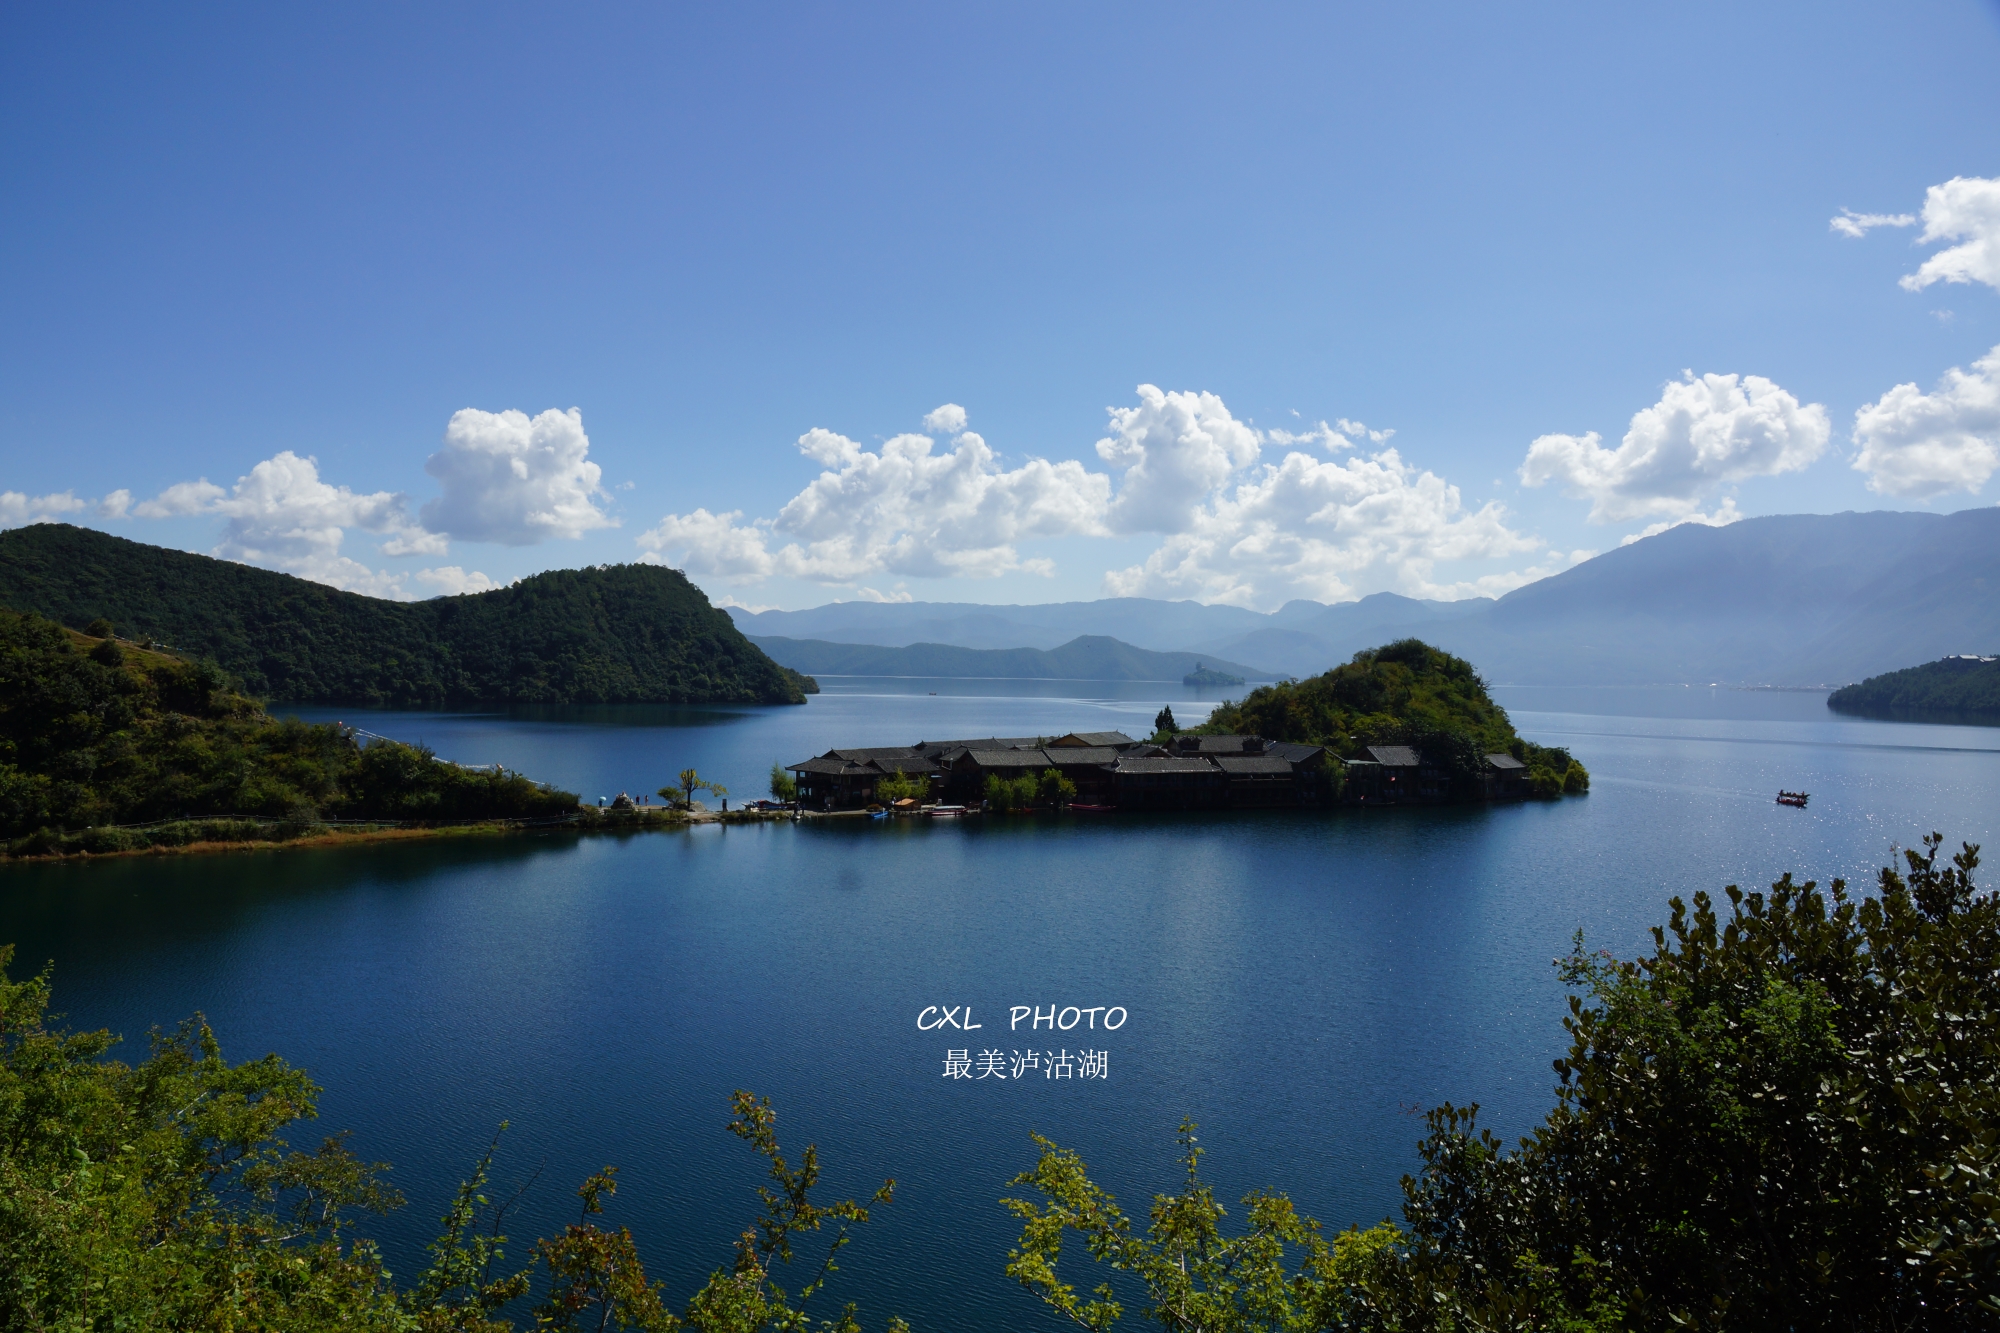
3 680 1995 1331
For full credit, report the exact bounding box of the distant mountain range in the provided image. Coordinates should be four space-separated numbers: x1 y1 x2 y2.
745 634 1273 682
0 525 814 707
731 508 2000 686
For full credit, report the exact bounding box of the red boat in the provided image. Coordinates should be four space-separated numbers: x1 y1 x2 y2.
1069 803 1116 814
1776 790 1810 808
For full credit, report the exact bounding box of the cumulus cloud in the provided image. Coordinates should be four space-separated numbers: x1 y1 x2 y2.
0 490 87 529
1899 176 2000 293
638 409 1110 583
1103 446 1540 607
127 451 446 596
1829 208 1915 238
421 407 616 545
413 565 504 596
1520 372 1830 523
1851 344 2000 498
643 390 1550 608
1096 386 1262 533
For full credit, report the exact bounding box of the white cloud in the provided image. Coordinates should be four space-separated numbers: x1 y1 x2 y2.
921 403 967 434
1520 372 1830 523
97 489 132 519
854 585 916 603
644 391 1551 609
1829 208 1915 238
1103 446 1541 608
1899 176 2000 293
413 565 503 596
1096 386 1261 533
129 451 443 597
639 408 1111 584
421 407 617 545
1851 344 2000 498
0 490 87 528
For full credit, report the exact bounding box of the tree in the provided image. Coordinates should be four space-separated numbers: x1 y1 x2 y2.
0 944 908 1330
876 771 929 804
1379 833 2000 1329
662 768 724 810
1005 1120 1400 1331
1037 768 1076 809
1153 706 1178 737
769 762 798 803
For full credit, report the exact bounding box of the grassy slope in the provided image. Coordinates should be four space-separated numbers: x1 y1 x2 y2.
0 524 815 706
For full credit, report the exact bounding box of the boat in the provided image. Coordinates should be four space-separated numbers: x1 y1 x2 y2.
1069 803 1116 814
1776 790 1810 807
928 804 969 817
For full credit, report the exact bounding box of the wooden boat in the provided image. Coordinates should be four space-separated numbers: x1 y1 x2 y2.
1069 803 1116 814
928 804 969 817
1776 790 1810 807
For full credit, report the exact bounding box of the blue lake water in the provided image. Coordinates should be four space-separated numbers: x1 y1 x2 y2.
2 679 1996 1330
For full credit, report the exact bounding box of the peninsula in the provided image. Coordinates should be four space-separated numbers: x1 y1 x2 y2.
0 524 815 707
1828 653 2000 722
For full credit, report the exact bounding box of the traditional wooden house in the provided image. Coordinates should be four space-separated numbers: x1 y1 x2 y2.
1482 752 1529 800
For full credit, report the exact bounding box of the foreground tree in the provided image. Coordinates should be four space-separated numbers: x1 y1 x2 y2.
0 950 904 1331
1006 834 2000 1330
662 768 726 810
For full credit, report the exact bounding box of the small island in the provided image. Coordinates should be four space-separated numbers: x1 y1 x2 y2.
1828 653 2000 722
1183 662 1246 687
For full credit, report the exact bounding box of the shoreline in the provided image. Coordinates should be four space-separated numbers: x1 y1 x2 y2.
0 807 794 865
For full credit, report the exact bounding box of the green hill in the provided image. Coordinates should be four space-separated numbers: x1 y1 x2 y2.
0 524 814 707
1199 638 1586 792
745 632 1271 681
1827 653 2000 720
0 608 581 849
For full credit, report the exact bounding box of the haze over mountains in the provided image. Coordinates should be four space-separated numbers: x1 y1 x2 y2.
731 508 2000 686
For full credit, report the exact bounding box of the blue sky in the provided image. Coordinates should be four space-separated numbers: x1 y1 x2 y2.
4 2 1998 610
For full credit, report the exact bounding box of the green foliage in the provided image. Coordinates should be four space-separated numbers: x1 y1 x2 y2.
769 763 798 803
1004 1120 1401 1332
1381 833 2000 1329
1038 768 1076 807
1153 706 1177 737
875 770 929 804
1829 653 2000 720
0 523 815 706
662 768 725 810
1202 639 1583 795
0 607 576 847
0 949 904 1330
984 773 1040 812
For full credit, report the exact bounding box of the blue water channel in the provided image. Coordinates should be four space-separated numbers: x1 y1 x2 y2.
2 679 1995 1331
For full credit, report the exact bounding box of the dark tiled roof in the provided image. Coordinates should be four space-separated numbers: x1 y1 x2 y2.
870 754 942 773
1042 747 1121 765
918 737 1042 754
790 757 864 775
1049 731 1137 747
1113 757 1220 774
1366 745 1422 767
1265 742 1325 763
963 749 1053 769
1484 753 1527 770
1215 755 1296 775
831 746 923 761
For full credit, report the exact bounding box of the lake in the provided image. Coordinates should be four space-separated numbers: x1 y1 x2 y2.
3 679 1996 1331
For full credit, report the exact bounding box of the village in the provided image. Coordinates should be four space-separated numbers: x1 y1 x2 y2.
784 729 1534 813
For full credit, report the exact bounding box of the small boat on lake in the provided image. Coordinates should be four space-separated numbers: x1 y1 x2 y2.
1776 790 1810 807
1070 803 1116 814
928 804 969 817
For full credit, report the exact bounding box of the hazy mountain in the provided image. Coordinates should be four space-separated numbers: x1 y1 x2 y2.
745 634 1274 681
729 508 2000 685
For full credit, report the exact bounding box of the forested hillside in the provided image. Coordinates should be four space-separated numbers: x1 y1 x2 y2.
0 524 814 706
0 608 578 851
1828 653 2000 720
1201 638 1585 791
